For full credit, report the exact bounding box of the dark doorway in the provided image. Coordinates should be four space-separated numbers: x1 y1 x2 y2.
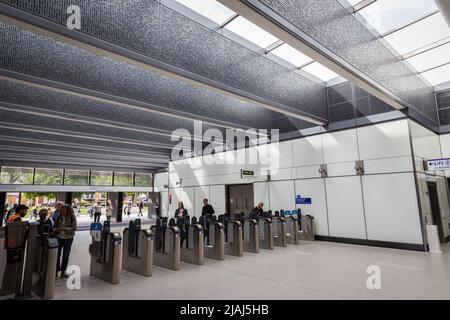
227 184 254 217
427 182 445 243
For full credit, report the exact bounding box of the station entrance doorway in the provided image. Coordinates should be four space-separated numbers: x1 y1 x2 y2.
226 184 254 217
427 182 445 243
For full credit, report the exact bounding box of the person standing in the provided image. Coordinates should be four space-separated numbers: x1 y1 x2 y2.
93 200 102 223
38 208 53 235
54 205 77 279
105 200 113 222
251 202 264 217
138 201 144 217
174 201 188 221
6 204 28 222
52 202 64 222
201 199 215 217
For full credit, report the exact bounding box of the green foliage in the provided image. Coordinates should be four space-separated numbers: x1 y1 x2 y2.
22 192 57 201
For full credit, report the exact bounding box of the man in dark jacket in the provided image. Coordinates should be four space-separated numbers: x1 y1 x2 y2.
201 199 215 217
251 202 264 217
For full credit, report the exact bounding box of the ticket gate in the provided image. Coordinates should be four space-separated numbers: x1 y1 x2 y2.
250 212 273 250
218 214 243 257
280 210 299 245
299 213 315 241
271 211 287 247
150 218 181 270
122 219 153 277
1 221 57 300
89 221 122 284
235 213 259 253
199 215 225 260
31 224 58 299
175 216 204 265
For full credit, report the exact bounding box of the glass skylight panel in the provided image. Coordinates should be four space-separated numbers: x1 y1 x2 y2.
224 16 279 48
406 43 450 72
301 62 339 81
421 64 450 86
270 43 313 67
358 0 438 35
174 0 236 25
383 13 450 55
347 0 363 6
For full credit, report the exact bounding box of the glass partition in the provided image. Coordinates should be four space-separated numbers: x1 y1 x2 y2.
64 170 89 186
90 171 113 186
114 172 133 187
34 168 63 185
134 173 153 187
0 167 34 184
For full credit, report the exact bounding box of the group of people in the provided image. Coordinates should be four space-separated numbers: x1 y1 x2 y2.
89 200 114 223
2 202 77 280
123 200 145 217
174 198 265 220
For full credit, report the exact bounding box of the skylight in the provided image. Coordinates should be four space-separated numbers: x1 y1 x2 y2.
406 43 450 73
301 62 339 82
383 13 450 55
421 64 450 86
174 0 236 25
269 43 313 67
358 0 438 35
224 16 279 48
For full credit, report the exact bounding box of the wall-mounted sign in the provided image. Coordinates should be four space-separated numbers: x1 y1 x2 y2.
426 158 450 171
241 169 255 178
296 195 311 205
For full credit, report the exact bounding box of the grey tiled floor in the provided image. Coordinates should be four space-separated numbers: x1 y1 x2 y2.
54 228 450 300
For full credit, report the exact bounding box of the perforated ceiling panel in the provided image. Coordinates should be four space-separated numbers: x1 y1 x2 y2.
246 0 438 125
0 21 284 130
0 0 328 121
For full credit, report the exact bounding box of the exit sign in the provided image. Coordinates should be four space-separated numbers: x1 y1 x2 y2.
241 170 255 178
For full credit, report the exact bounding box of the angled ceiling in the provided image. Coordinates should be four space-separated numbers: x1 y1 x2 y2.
220 0 439 126
0 0 330 172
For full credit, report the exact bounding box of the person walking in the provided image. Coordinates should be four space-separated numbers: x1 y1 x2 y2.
54 205 77 279
251 202 264 217
93 200 102 223
32 207 38 220
105 200 113 222
174 201 188 221
138 201 144 217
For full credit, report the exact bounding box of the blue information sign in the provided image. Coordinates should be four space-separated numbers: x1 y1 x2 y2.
296 195 311 205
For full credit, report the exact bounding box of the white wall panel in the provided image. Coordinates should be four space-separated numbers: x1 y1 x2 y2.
295 166 322 179
180 187 195 216
326 162 356 177
269 168 294 181
160 191 169 217
269 180 295 211
440 134 450 158
326 176 367 239
295 179 329 236
154 172 168 188
168 187 181 217
362 173 423 244
322 130 358 163
273 140 294 169
210 185 226 215
194 186 210 217
409 120 442 160
357 120 411 160
364 157 414 175
254 182 270 208
292 135 323 167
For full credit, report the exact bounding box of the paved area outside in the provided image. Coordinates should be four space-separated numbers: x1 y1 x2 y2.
53 228 450 300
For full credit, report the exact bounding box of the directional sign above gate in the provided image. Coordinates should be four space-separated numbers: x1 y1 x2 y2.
426 158 450 171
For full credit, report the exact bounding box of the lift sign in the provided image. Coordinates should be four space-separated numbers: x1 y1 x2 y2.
426 158 450 171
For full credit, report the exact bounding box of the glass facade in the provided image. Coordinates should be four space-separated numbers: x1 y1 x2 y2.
114 172 134 187
134 173 153 187
64 170 90 186
34 168 63 185
0 167 34 184
90 171 113 186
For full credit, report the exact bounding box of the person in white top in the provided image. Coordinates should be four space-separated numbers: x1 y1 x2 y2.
93 200 102 223
106 200 113 222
